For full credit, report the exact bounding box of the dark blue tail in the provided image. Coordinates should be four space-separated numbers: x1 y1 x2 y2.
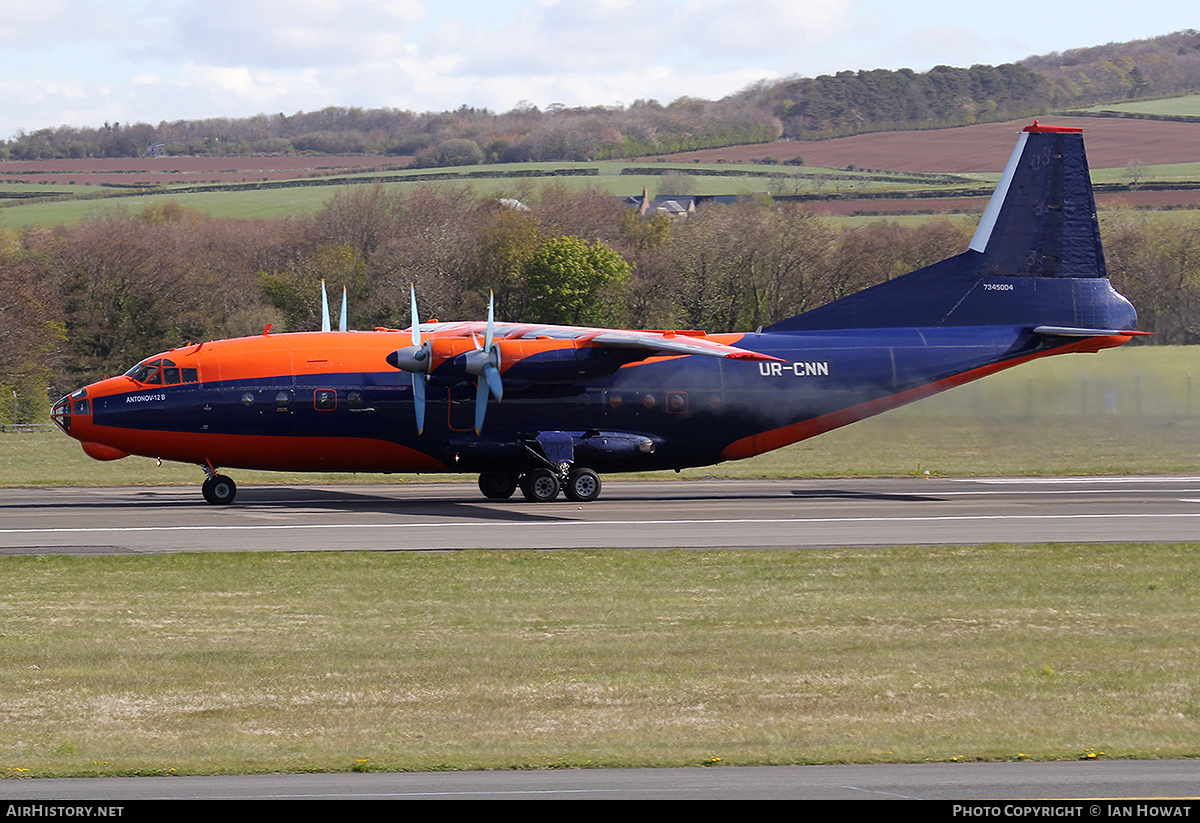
767 123 1137 333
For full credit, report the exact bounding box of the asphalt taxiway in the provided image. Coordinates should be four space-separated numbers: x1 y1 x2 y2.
3 760 1199 800
2 475 1200 554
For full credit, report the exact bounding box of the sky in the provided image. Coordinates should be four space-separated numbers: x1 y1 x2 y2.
1 0 1195 140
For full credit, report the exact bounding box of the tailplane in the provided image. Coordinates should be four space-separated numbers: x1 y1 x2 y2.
767 122 1136 333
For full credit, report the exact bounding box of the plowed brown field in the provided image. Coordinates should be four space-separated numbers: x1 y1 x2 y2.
0 155 412 186
650 116 1200 173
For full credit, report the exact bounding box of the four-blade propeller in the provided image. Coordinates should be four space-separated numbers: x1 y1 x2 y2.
407 287 430 434
383 286 433 434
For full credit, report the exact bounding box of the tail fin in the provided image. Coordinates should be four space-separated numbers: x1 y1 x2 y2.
767 122 1136 333
969 122 1105 278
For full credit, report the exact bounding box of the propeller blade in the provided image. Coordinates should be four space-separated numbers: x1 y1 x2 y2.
408 285 427 435
470 291 502 433
410 286 421 347
321 280 331 332
484 291 495 351
474 375 489 434
339 286 348 333
483 362 503 402
413 372 426 435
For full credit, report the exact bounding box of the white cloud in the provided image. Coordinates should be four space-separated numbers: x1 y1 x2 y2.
172 0 428 68
0 0 1195 137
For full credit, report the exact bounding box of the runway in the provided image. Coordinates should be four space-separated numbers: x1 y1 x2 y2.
2 475 1200 554
3 760 1200 800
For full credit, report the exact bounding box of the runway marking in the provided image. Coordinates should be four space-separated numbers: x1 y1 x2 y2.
4 512 1200 536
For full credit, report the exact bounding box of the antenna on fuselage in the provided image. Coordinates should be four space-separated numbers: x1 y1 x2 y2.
320 281 348 332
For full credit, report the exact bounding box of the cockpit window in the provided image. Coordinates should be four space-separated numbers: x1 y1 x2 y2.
124 358 199 385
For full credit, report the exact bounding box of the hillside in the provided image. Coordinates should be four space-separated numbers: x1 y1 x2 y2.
750 31 1200 141
2 31 1197 165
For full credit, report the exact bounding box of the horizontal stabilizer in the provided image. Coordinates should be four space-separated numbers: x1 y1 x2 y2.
1031 326 1144 338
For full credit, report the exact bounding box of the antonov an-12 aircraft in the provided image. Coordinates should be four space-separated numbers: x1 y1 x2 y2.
52 123 1140 504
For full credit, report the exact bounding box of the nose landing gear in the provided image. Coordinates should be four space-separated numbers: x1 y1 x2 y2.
201 465 237 505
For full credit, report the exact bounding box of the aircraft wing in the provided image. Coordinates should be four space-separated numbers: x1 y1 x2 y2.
393 313 782 434
418 321 782 362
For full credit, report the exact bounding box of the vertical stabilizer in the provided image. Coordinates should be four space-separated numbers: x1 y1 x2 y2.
968 122 1106 278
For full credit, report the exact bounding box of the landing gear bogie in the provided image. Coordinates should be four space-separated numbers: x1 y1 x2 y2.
487 466 603 503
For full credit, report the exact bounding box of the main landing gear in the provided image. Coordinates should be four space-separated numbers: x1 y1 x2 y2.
478 466 602 503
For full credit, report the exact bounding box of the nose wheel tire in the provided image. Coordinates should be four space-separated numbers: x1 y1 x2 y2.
520 468 560 503
202 474 237 505
564 468 602 502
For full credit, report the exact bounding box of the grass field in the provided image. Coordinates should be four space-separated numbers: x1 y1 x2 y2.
1082 94 1200 118
2 543 1198 776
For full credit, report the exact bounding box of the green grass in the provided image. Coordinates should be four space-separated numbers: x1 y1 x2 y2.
1092 162 1200 181
1 545 1197 776
1081 94 1200 118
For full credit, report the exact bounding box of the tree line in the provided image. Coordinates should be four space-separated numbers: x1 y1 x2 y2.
3 32 1197 164
1 183 1195 424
